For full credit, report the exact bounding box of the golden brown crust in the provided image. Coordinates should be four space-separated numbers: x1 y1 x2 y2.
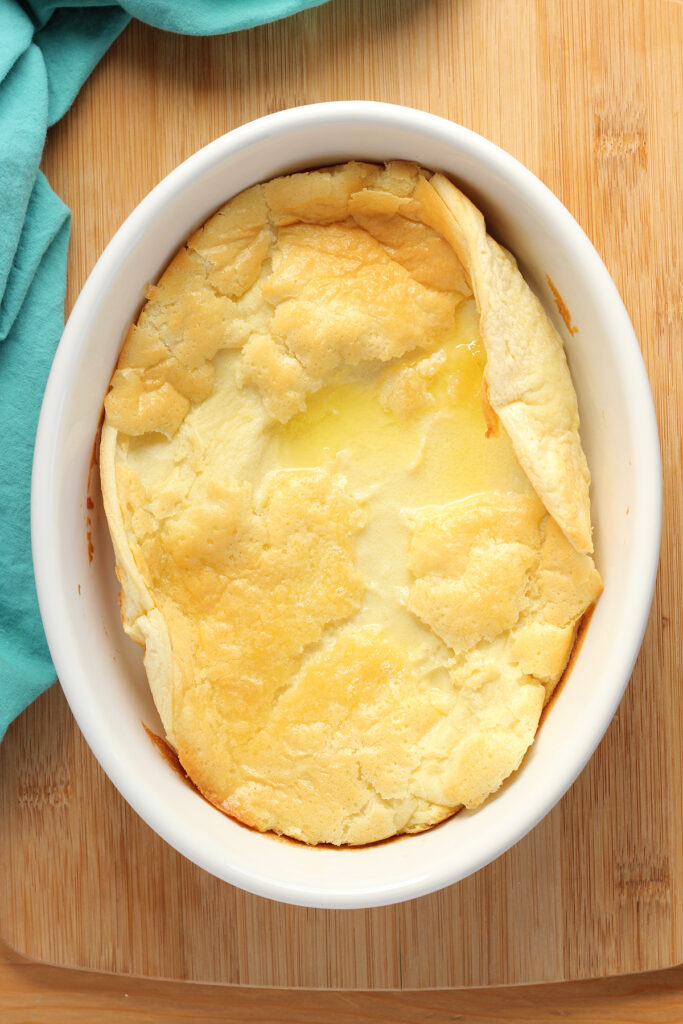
100 162 601 846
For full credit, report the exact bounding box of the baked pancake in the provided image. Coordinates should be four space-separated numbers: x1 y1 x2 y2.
100 161 602 846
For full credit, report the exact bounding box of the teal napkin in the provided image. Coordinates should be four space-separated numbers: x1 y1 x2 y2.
0 0 329 741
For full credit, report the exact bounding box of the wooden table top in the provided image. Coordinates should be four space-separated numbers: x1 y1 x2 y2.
3 0 682 1016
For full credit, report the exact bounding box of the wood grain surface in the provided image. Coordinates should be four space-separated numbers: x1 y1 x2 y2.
1 0 681 996
2 939 683 1024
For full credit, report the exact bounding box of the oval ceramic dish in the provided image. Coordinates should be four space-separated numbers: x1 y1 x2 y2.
31 102 661 909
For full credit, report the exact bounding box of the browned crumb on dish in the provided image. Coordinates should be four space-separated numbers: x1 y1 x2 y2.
547 275 579 335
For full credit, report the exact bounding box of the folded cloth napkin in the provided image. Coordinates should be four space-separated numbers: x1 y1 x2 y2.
0 0 329 741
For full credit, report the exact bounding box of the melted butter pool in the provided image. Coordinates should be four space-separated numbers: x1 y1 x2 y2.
273 298 531 503
266 298 533 665
276 376 423 487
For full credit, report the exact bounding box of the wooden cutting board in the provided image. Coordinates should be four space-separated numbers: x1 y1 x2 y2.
1 0 681 989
